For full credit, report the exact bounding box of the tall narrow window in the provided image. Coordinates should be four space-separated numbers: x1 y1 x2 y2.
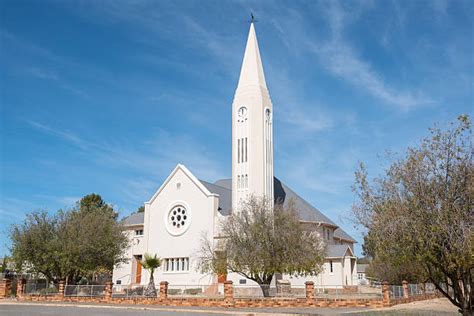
330 260 333 273
245 175 248 188
245 137 248 162
238 139 240 163
241 138 244 163
237 175 241 189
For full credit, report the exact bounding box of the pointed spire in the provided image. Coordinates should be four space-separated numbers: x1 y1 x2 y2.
237 22 268 90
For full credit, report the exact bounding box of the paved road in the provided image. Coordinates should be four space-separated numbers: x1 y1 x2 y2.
0 303 246 316
0 301 372 316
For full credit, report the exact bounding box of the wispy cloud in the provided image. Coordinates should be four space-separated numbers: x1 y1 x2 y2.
33 194 81 208
280 108 333 132
265 2 432 110
315 41 431 109
26 120 89 149
25 120 226 192
26 66 59 80
311 2 432 110
21 64 89 98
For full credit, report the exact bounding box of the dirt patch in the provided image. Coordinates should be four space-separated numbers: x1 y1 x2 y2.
382 298 457 314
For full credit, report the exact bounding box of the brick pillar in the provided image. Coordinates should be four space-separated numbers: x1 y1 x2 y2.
104 281 113 301
305 281 314 301
382 281 390 305
0 279 12 298
402 280 409 298
57 280 65 298
16 278 26 298
159 281 168 300
223 281 233 301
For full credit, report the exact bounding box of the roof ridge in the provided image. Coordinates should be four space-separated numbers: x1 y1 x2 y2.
200 179 231 191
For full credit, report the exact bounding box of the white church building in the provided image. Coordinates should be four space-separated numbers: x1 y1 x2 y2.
113 22 357 290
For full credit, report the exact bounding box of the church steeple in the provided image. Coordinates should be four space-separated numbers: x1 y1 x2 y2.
237 22 268 90
232 21 274 211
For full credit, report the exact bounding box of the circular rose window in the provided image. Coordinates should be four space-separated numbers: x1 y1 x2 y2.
165 204 191 236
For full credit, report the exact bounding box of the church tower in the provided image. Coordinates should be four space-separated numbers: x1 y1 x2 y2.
232 22 274 210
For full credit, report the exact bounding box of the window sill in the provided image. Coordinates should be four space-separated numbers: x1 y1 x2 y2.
162 271 190 274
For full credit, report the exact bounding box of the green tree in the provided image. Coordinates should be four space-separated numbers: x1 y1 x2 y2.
10 211 63 282
59 197 129 283
199 196 325 297
10 194 129 284
79 193 118 219
137 206 145 213
361 233 426 284
352 115 473 315
141 253 161 297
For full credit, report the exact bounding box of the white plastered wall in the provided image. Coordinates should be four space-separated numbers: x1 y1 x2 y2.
112 227 144 285
141 165 219 286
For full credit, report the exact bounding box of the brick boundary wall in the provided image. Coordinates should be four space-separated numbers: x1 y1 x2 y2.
11 280 442 309
18 295 389 308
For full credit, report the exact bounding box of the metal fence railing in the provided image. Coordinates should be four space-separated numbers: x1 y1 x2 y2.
233 284 307 298
167 284 224 298
232 284 381 299
17 280 439 301
390 285 404 298
390 283 437 299
64 285 106 297
408 283 423 296
315 285 382 299
112 284 148 298
425 283 436 294
234 284 277 298
24 282 58 296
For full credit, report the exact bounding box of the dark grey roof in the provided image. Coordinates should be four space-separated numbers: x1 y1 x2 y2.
357 263 369 273
122 177 356 244
326 244 353 258
214 179 232 189
214 178 338 226
123 212 144 226
200 180 232 215
334 227 357 242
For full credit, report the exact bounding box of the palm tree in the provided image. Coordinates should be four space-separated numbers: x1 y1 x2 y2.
141 253 161 297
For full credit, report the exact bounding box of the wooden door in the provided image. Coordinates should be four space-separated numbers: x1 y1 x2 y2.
217 273 227 283
135 256 142 284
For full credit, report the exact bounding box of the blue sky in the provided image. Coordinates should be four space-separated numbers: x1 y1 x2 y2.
0 0 472 257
